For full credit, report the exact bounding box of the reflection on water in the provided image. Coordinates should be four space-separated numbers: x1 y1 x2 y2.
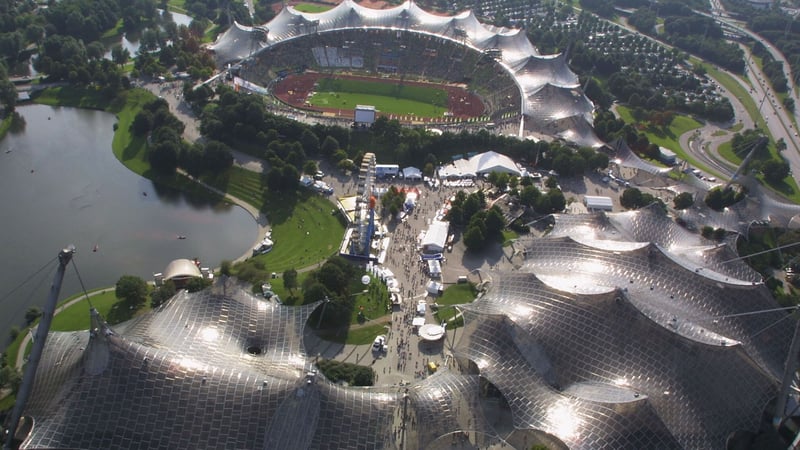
8 112 25 133
103 10 194 60
0 104 256 337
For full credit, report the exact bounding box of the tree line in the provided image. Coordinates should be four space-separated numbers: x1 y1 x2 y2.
191 86 613 193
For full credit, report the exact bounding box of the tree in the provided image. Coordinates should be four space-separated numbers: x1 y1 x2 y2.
0 78 17 113
303 160 318 175
621 188 644 209
148 139 180 174
202 140 234 173
25 306 42 324
0 365 21 392
463 225 485 251
485 206 506 235
304 282 330 312
86 41 106 60
115 275 148 306
673 192 694 210
546 189 566 213
131 110 154 136
320 135 340 156
283 268 298 293
762 159 790 184
111 44 130 66
220 260 232 276
300 129 320 155
519 185 541 207
317 262 347 295
151 280 176 308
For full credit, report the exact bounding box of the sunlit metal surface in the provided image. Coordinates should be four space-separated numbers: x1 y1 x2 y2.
21 208 793 449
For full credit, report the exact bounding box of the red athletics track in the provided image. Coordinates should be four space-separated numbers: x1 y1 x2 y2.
272 71 486 123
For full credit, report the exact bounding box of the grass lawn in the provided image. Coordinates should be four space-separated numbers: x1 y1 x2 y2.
50 289 152 332
50 291 119 332
616 105 702 156
293 3 333 12
0 113 12 141
218 174 345 276
255 191 344 273
351 280 389 325
717 140 800 202
309 77 449 117
101 19 125 40
318 323 387 345
717 140 741 166
265 271 311 305
501 229 518 246
167 0 188 13
0 393 14 411
433 283 477 328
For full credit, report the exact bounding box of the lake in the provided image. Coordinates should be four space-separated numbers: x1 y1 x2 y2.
0 104 257 337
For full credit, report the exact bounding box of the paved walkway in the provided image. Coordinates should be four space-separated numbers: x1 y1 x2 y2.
300 173 520 387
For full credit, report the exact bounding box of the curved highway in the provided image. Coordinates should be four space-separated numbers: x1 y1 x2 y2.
699 8 800 179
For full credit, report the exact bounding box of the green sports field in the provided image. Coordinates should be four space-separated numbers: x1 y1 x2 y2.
308 77 449 117
293 3 332 13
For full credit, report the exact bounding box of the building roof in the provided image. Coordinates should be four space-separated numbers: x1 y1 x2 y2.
19 208 791 449
402 167 422 179
208 0 601 147
163 258 202 281
421 220 449 251
439 151 520 178
584 195 613 210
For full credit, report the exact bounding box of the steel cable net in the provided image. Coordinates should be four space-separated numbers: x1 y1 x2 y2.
610 138 674 176
19 207 795 449
456 271 784 449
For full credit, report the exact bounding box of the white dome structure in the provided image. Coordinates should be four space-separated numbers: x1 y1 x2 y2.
162 258 202 283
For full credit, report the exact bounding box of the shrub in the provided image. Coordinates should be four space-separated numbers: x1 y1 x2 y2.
25 306 42 324
316 359 374 386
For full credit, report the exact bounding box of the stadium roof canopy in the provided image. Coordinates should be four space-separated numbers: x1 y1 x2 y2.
18 209 791 449
209 0 601 147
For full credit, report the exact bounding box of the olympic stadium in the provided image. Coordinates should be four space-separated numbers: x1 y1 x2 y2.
12 204 795 449
208 0 601 147
7 3 798 449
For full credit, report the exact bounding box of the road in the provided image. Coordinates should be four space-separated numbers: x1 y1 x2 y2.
605 7 800 187
700 7 800 179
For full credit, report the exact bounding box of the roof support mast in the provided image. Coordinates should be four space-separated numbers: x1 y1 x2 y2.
3 246 75 450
